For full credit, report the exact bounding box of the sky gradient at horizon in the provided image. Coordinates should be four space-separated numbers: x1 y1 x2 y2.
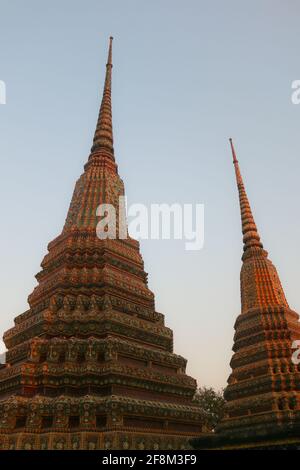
0 0 300 389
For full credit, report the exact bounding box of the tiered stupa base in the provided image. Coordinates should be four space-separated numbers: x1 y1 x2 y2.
0 396 202 450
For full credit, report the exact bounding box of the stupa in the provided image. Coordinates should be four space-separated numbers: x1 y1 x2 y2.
0 38 204 450
192 139 300 449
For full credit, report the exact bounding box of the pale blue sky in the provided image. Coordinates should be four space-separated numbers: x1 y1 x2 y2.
0 0 300 389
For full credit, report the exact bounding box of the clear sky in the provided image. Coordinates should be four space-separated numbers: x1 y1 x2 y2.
0 0 300 390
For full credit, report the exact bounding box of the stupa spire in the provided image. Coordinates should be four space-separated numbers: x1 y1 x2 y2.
229 138 265 259
91 36 114 157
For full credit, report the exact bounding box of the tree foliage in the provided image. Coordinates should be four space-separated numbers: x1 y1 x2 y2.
194 387 225 431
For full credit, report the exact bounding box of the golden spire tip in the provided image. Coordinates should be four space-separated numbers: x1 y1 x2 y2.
229 137 238 163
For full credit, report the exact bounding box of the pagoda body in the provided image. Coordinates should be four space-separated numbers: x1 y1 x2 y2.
0 39 204 450
193 139 300 449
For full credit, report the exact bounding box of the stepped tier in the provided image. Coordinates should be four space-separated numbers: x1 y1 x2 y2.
218 302 300 440
0 334 204 449
0 336 195 402
0 395 204 450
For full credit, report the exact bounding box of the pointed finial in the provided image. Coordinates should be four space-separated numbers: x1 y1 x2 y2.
90 37 115 157
229 139 265 259
229 138 243 186
107 36 113 66
229 138 238 163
